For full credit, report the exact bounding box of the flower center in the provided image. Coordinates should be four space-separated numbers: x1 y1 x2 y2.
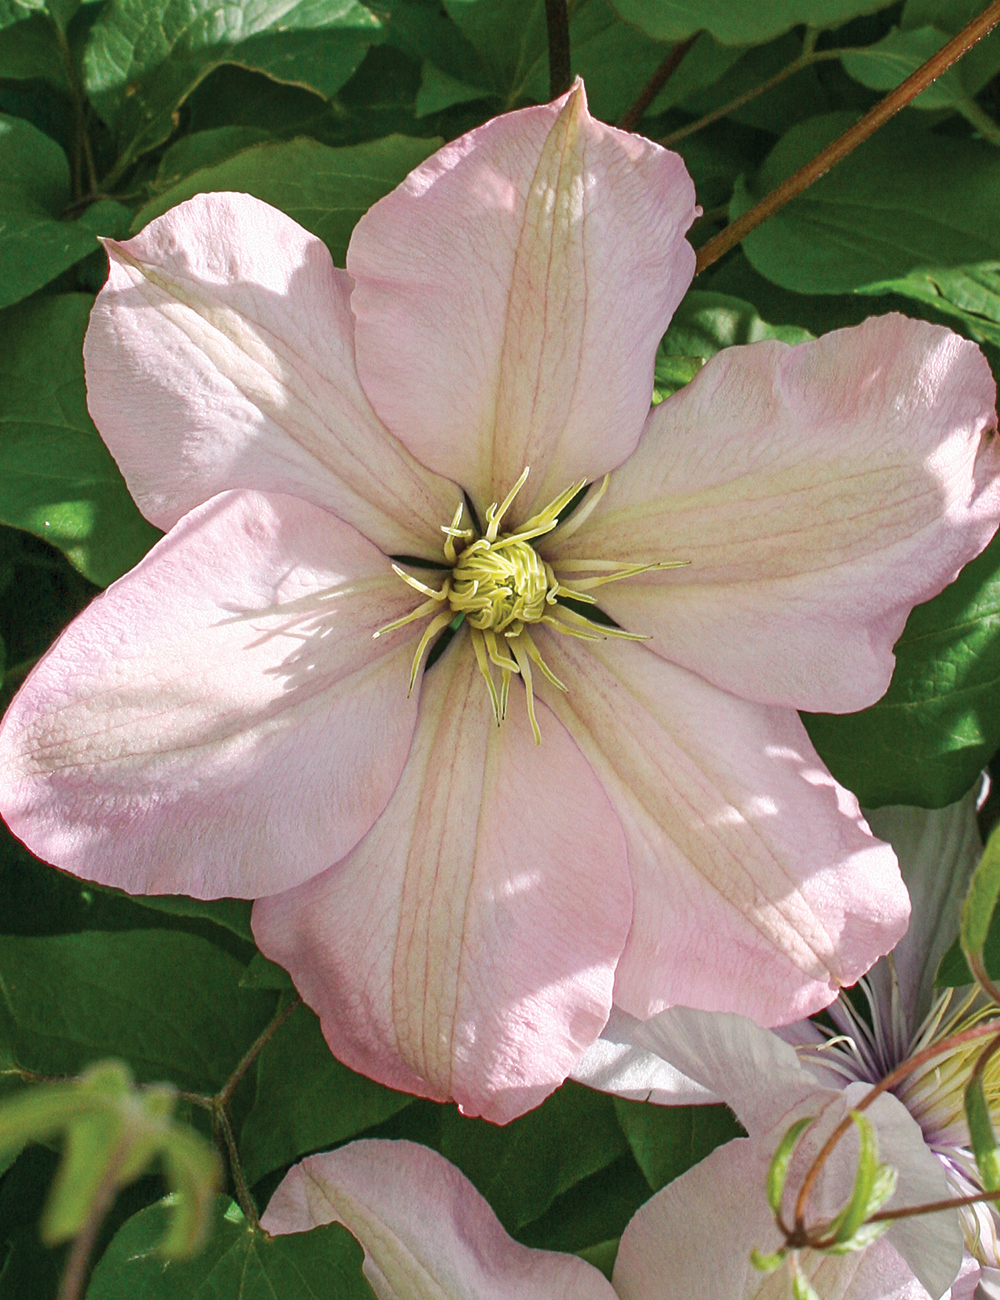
375 467 683 743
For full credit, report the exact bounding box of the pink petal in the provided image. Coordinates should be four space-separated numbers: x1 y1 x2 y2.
252 640 632 1123
533 633 909 1025
261 1139 617 1299
0 491 423 898
613 1138 937 1300
84 191 459 558
548 314 1000 712
347 81 697 523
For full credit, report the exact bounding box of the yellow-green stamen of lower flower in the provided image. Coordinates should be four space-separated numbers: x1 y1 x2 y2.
375 468 686 743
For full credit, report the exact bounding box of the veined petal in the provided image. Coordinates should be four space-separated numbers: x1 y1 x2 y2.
613 1138 941 1300
865 794 983 1037
548 315 1000 713
84 191 458 558
252 641 632 1124
347 81 697 523
534 634 909 1026
0 491 422 898
260 1139 617 1299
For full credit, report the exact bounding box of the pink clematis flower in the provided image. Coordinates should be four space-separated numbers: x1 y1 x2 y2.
1 82 998 1122
261 1138 616 1298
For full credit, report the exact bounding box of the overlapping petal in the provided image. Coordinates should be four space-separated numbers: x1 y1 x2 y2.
84 191 458 557
612 1138 947 1300
252 642 632 1123
548 314 1000 712
534 633 908 1026
0 490 423 898
261 1139 616 1299
347 81 697 521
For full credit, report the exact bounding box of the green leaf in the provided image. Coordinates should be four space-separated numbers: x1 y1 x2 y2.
438 1082 627 1233
414 59 490 117
0 114 99 309
842 26 971 109
126 897 253 945
857 262 1000 351
86 1196 376 1299
738 114 1000 294
0 931 275 1093
803 528 1000 808
132 134 438 267
238 1006 413 1187
827 1112 879 1243
661 288 814 356
901 0 1000 93
962 823 1000 962
154 127 273 189
0 294 161 586
607 0 896 45
612 1099 744 1193
965 1068 1000 1191
82 0 383 167
514 1151 652 1252
764 1116 814 1215
0 12 68 89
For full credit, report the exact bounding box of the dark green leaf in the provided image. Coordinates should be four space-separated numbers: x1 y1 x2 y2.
612 1099 744 1193
965 1068 1000 1190
803 529 1000 808
127 897 253 945
0 294 160 586
0 13 68 89
132 134 438 266
0 931 275 1093
0 114 99 309
239 1006 413 1187
738 114 1000 294
82 0 383 167
841 26 972 109
438 1081 628 1232
86 1197 375 1299
608 0 896 45
661 288 813 356
154 127 273 189
515 1151 651 1252
679 33 830 136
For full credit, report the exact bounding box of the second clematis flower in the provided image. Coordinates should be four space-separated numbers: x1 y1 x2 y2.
1 82 999 1123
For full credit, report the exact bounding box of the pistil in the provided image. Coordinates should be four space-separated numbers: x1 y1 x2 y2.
375 468 685 742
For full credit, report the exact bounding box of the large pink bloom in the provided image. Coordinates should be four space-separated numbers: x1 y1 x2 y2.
1 83 998 1123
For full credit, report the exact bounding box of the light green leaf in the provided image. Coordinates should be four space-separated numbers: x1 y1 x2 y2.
0 931 275 1093
439 1082 627 1232
764 1116 814 1215
0 294 160 587
803 528 1000 809
661 288 813 355
608 0 896 46
238 1006 413 1187
0 1 45 30
841 26 968 109
87 1196 376 1299
155 126 273 189
0 113 100 308
132 134 439 267
83 0 383 167
738 113 1000 294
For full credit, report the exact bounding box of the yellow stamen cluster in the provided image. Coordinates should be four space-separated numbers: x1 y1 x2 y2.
375 468 685 743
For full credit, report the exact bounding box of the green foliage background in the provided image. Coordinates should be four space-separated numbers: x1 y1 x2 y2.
3 0 1000 1292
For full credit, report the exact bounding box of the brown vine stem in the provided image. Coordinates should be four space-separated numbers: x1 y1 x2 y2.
218 996 300 1107
53 20 98 201
617 33 699 132
793 1018 1000 1231
544 0 572 100
694 0 1000 276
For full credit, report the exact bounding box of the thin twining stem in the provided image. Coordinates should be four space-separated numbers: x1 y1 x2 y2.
867 1182 1000 1224
792 1018 1000 1231
57 1142 129 1300
695 0 1000 275
52 20 98 201
618 33 700 132
544 0 572 99
219 995 299 1106
661 47 841 146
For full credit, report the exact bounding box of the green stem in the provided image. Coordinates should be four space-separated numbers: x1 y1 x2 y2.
52 20 98 200
213 1103 258 1230
695 0 1000 274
